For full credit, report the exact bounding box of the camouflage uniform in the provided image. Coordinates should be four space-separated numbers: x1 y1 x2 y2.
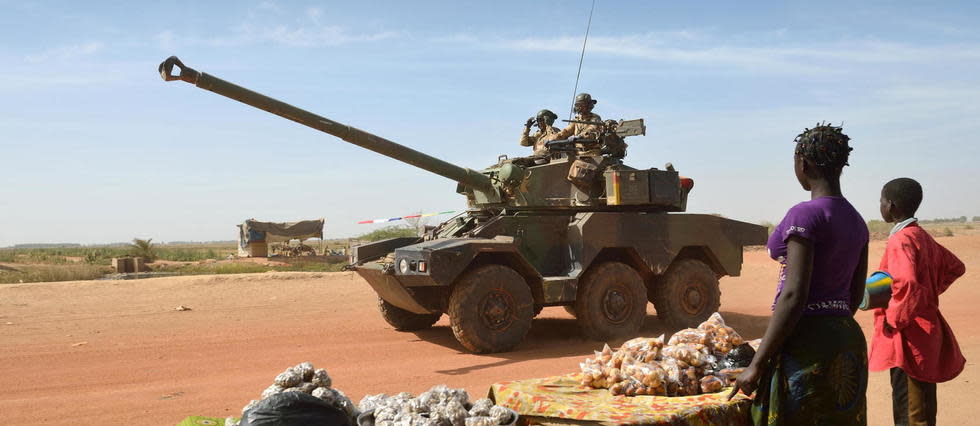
551 112 603 141
520 125 561 156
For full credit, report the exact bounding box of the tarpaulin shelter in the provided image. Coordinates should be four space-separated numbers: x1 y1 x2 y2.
237 219 324 257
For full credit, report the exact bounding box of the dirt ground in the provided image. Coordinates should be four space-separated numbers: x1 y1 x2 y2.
1 234 977 425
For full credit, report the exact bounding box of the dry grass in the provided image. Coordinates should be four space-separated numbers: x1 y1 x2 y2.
153 260 346 275
0 264 111 284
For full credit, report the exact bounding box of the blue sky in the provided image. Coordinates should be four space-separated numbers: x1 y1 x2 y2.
1 0 979 246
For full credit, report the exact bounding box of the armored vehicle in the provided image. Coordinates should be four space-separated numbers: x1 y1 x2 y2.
159 56 767 353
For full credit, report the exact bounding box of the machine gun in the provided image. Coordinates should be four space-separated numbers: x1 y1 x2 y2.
545 118 644 159
562 118 646 137
543 136 601 154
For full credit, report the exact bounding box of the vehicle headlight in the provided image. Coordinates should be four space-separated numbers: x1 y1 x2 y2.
398 258 409 274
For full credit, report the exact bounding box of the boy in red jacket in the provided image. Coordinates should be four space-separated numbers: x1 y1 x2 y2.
870 178 966 426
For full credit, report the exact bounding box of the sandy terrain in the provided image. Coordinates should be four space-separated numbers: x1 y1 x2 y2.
1 234 977 425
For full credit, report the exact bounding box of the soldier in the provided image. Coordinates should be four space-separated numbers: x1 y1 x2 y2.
520 109 560 156
551 93 603 141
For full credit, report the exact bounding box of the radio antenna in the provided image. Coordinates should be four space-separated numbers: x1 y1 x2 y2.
569 0 596 120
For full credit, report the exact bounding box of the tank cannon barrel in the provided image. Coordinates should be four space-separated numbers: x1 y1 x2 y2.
158 56 494 192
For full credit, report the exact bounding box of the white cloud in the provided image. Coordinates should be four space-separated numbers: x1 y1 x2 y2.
154 30 177 51
255 1 281 13
440 31 980 76
259 26 397 47
306 7 322 23
25 41 104 63
154 5 397 49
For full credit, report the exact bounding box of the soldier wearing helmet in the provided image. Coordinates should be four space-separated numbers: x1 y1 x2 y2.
520 109 561 156
550 93 603 141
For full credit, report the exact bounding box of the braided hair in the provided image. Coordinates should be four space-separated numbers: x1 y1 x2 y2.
794 122 852 177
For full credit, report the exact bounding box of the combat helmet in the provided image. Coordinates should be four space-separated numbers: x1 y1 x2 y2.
574 93 597 115
574 93 597 105
536 109 558 126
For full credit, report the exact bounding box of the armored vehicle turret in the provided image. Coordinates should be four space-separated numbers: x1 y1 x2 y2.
160 56 767 353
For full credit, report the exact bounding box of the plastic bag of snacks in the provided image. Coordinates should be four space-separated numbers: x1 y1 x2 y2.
357 385 517 426
577 312 756 398
699 375 725 393
468 398 494 417
667 328 712 347
274 369 303 388
661 343 710 367
579 358 607 388
620 335 665 362
696 312 744 355
595 343 614 364
697 312 727 331
621 357 667 389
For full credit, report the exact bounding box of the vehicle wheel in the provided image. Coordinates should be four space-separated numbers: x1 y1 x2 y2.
448 264 533 353
563 305 577 318
652 258 721 330
378 297 441 331
533 305 544 317
573 262 647 341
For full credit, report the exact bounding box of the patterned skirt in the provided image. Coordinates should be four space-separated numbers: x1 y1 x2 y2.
751 316 868 425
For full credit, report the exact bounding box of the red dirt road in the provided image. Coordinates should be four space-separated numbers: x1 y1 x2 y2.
1 234 977 425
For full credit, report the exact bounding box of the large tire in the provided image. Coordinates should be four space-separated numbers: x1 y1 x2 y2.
448 264 534 353
563 305 577 318
573 262 647 341
378 297 441 331
652 258 721 330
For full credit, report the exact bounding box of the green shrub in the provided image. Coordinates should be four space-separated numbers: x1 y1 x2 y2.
357 226 418 242
159 260 346 276
129 238 157 261
943 228 954 237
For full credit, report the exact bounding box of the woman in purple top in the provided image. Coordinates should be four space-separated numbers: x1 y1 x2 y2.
729 124 870 425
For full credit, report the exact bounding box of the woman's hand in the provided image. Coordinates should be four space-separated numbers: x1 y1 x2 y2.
727 364 762 400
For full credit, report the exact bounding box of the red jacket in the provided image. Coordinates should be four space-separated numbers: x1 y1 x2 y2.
868 222 966 383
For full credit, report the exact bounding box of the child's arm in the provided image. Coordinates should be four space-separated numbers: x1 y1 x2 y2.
884 236 922 331
937 244 966 294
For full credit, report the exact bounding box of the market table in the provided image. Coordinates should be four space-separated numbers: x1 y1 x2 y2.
489 373 751 426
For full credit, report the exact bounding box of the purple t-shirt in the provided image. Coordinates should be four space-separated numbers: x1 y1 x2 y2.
767 196 868 316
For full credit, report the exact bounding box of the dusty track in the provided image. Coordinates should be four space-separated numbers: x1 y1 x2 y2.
1 235 977 425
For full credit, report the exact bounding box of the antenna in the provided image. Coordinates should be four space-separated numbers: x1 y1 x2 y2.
569 0 596 120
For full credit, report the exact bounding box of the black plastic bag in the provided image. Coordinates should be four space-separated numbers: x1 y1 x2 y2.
241 392 352 426
718 343 756 370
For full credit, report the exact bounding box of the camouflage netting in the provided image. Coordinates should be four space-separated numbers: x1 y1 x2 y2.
238 219 324 244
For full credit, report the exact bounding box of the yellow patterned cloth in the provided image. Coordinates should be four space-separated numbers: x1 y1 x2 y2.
489 373 751 426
